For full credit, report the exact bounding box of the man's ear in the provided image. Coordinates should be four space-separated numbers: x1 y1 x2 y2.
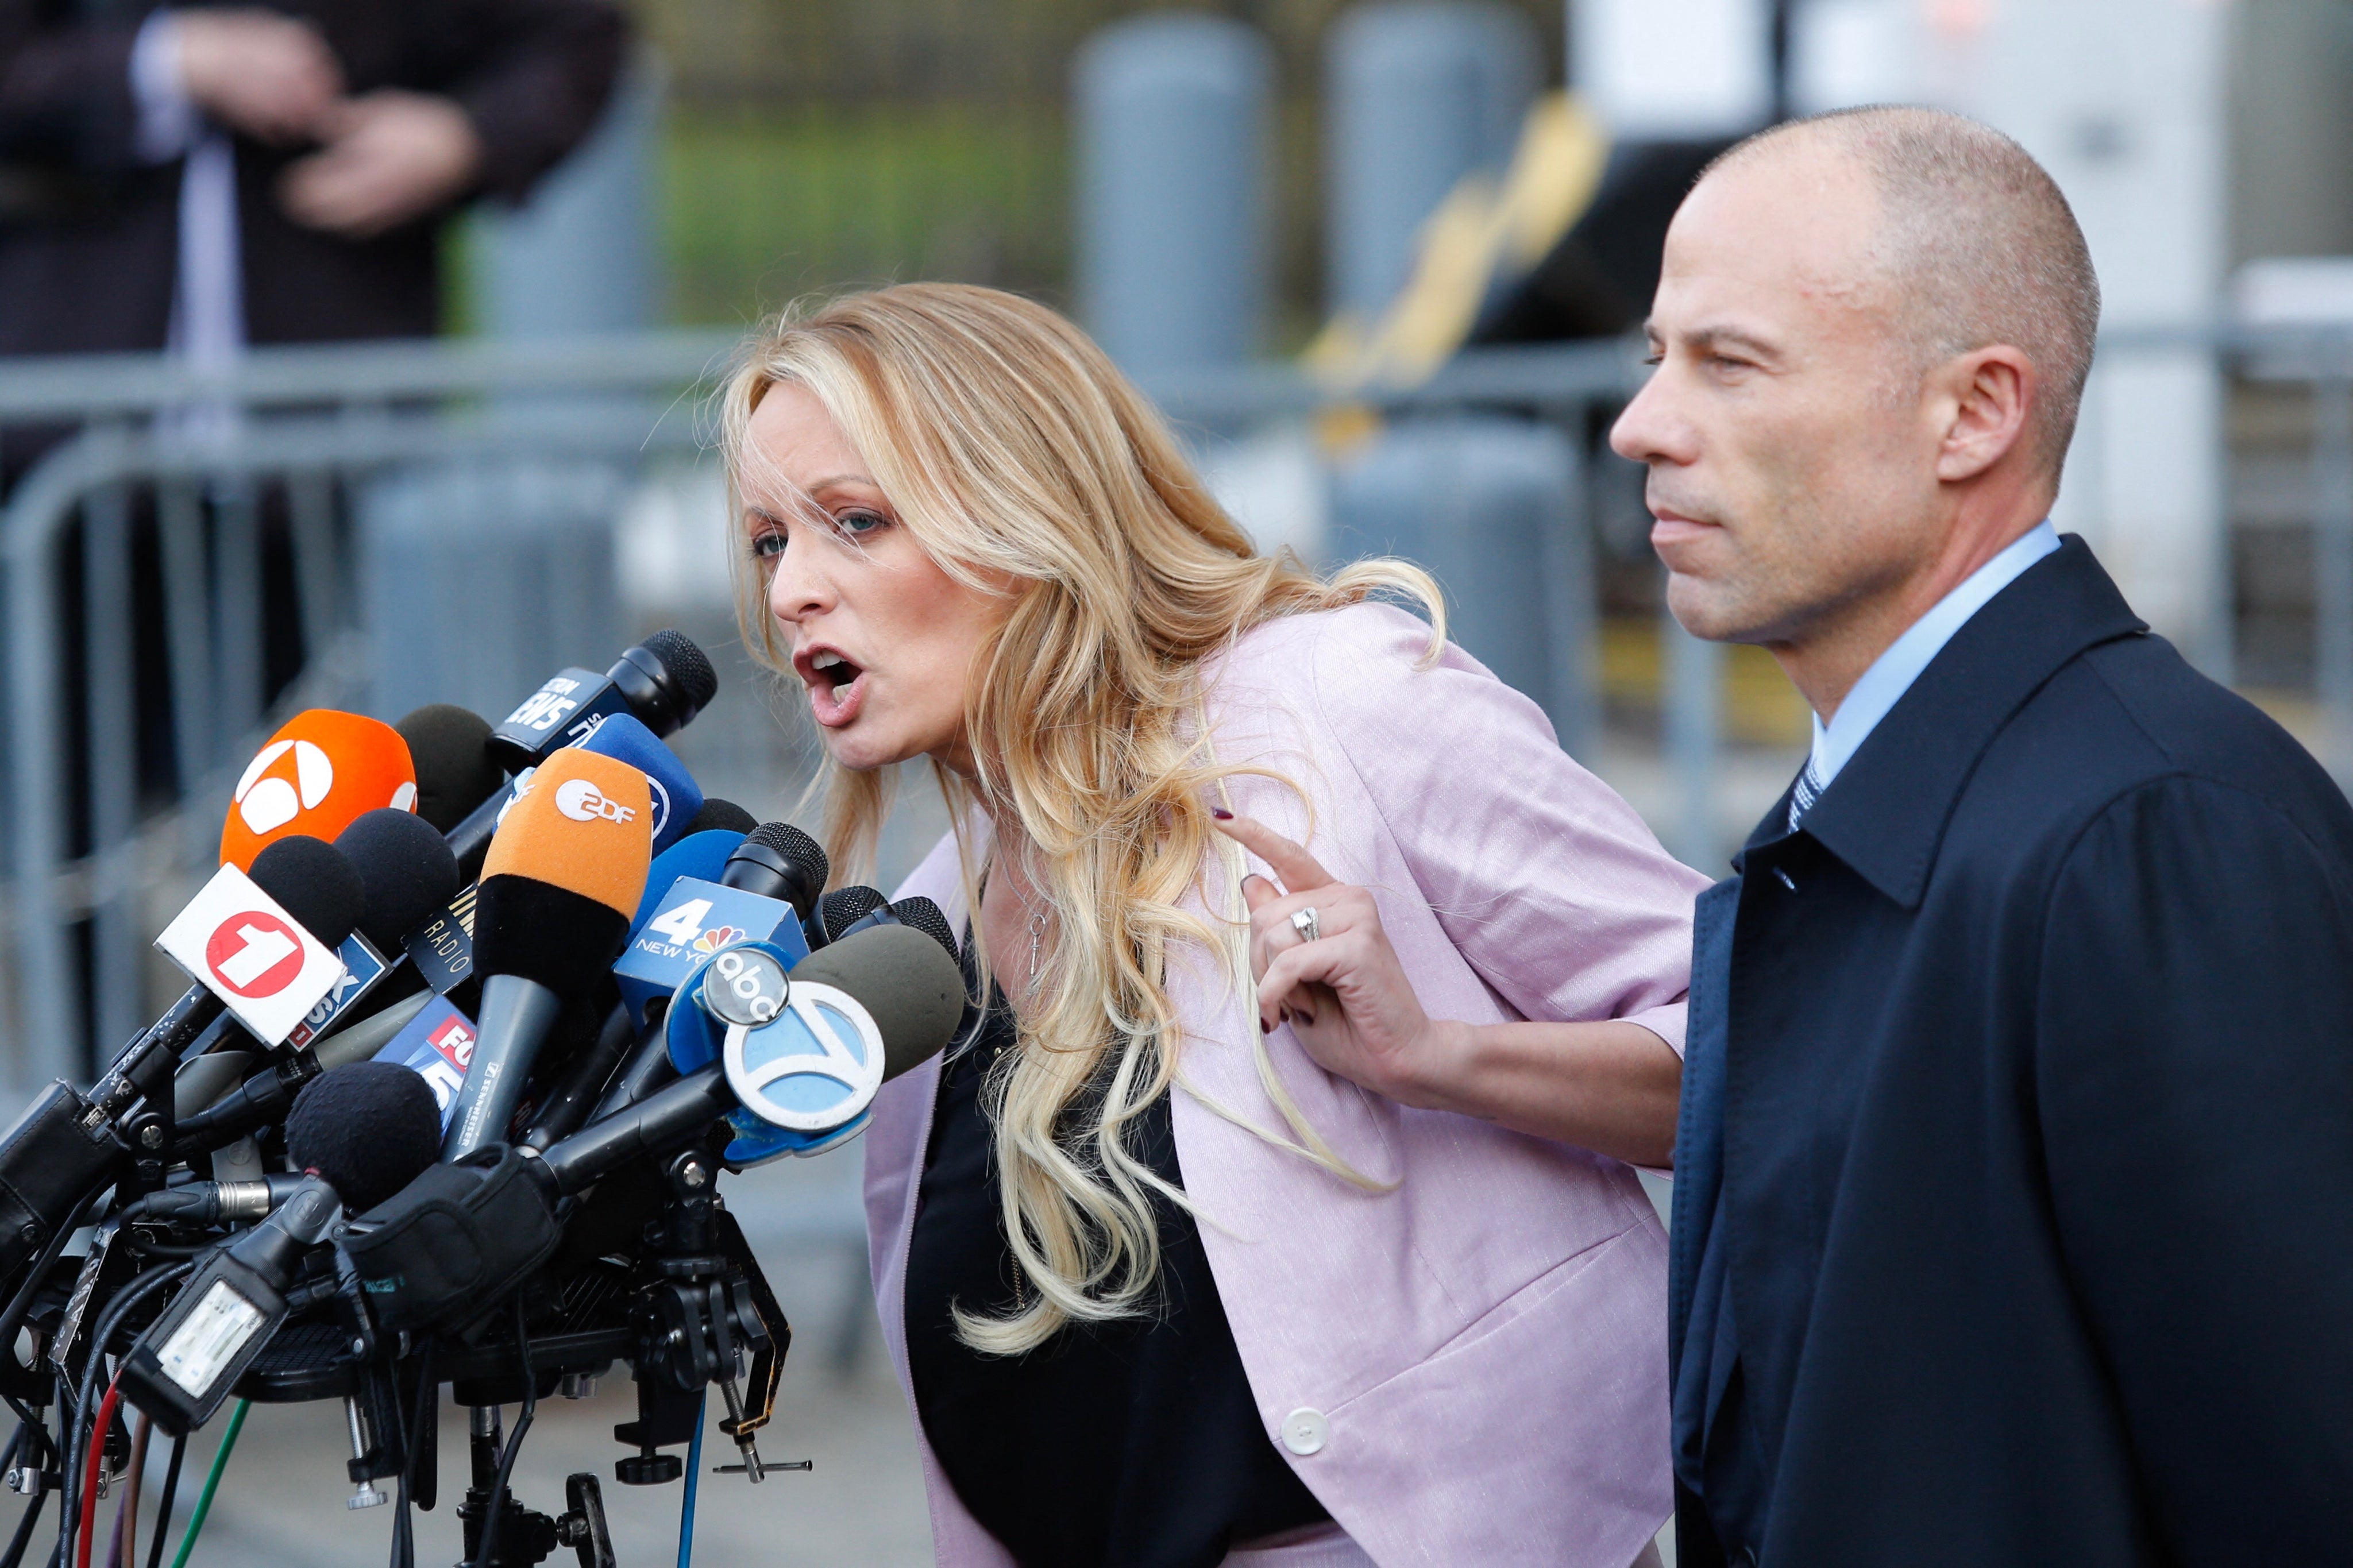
1933 346 2035 484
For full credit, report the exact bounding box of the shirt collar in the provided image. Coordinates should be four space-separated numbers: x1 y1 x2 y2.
1806 521 2061 791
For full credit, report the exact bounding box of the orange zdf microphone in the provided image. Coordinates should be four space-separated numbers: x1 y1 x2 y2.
443 748 653 1157
219 710 419 871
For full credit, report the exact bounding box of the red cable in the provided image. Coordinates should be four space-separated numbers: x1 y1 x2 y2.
78 1376 126 1568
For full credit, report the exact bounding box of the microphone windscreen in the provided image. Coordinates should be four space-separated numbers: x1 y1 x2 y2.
220 710 419 872
335 808 463 950
889 896 959 961
394 705 503 832
688 798 758 837
573 713 703 853
788 923 966 1082
726 821 828 915
286 1061 443 1212
629 829 746 937
817 886 886 943
484 748 653 919
247 835 365 950
638 629 719 716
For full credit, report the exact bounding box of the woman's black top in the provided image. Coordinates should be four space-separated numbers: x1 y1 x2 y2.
903 982 1329 1568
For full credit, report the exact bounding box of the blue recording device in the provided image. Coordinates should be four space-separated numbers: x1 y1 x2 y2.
662 941 878 1166
612 831 812 1025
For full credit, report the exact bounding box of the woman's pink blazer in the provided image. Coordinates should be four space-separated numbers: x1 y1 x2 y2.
866 604 1711 1566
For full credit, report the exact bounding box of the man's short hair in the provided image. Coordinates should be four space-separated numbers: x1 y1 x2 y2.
1706 106 2102 477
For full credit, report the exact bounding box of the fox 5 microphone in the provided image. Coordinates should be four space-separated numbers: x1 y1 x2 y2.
444 749 654 1158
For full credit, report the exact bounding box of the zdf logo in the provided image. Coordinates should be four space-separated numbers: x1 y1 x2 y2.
556 778 638 825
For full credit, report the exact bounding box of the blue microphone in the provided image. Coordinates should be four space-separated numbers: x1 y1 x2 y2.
573 712 704 853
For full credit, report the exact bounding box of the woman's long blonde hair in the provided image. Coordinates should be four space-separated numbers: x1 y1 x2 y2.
720 284 1440 1354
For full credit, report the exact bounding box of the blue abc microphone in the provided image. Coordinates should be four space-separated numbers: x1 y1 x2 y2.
571 712 703 854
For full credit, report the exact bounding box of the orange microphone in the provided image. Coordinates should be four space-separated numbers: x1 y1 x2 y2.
219 710 418 872
445 749 654 1156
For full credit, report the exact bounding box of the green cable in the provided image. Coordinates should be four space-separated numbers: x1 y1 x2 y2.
165 1399 249 1568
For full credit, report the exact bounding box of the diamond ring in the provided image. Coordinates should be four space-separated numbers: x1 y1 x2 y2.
1290 906 1321 944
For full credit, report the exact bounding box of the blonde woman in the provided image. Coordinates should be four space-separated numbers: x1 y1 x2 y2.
722 284 1708 1568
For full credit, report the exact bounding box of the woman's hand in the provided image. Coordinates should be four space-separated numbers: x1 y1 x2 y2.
1211 809 1684 1164
1212 811 1463 1108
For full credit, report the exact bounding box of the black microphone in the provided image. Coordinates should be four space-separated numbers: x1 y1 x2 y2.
725 821 829 919
445 631 720 874
443 751 652 1157
812 885 886 948
687 798 758 837
831 894 960 957
392 705 504 833
286 1061 445 1211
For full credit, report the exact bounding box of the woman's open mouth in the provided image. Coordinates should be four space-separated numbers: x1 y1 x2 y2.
803 647 868 728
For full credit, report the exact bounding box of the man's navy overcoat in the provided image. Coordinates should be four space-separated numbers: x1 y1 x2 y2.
1671 537 2353 1565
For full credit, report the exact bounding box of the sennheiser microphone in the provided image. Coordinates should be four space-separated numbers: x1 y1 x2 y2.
393 705 504 833
444 750 653 1157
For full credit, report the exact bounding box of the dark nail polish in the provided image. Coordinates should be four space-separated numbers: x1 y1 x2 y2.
1212 807 1233 821
1260 1017 1272 1034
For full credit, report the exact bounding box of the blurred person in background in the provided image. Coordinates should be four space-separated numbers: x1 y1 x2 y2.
723 283 1709 1568
1598 107 2353 1566
0 0 623 376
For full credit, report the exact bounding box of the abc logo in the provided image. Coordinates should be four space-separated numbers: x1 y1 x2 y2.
555 777 638 825
203 910 307 998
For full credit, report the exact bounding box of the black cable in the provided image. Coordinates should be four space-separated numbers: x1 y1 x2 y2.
464 1300 534 1568
55 1265 190 1568
0 1485 45 1568
387 1344 434 1568
141 1433 184 1568
117 1234 210 1262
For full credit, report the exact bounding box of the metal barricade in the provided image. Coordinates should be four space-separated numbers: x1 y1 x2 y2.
8 324 2353 1093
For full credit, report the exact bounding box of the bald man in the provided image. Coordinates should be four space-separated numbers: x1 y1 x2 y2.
1613 109 2353 1565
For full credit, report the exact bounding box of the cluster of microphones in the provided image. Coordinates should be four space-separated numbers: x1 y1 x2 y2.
0 632 969 1568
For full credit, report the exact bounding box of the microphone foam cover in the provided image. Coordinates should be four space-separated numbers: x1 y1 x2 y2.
818 886 886 942
641 629 719 715
394 704 503 832
286 1061 443 1213
789 922 966 1083
247 835 366 950
484 748 653 919
335 808 463 949
221 710 419 872
689 798 758 837
630 829 746 937
889 896 959 961
573 713 703 853
475 875 634 996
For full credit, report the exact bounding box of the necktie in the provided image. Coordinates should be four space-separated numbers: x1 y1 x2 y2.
1787 756 1825 834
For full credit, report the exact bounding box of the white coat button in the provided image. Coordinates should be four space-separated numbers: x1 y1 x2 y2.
1280 1407 1329 1456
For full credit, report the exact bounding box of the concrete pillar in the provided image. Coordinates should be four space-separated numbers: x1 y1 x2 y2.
1326 2 1540 322
1074 13 1273 374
